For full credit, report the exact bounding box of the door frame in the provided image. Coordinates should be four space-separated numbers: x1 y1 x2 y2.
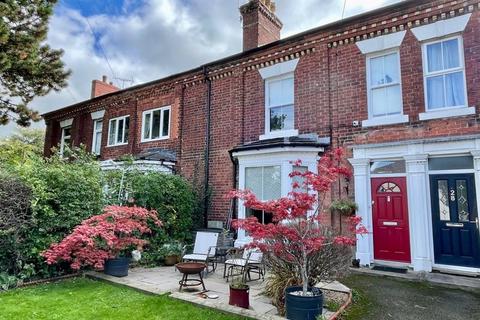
371 176 412 264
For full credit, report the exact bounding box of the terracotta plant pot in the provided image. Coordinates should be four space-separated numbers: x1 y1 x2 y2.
229 285 250 309
164 255 179 266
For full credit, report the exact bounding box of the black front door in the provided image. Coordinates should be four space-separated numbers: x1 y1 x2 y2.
430 174 480 267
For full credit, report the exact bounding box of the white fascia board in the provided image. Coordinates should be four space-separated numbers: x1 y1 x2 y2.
91 110 105 120
259 58 299 79
411 14 472 41
356 31 406 54
60 118 73 128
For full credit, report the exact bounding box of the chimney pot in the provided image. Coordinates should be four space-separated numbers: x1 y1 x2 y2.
102 75 107 82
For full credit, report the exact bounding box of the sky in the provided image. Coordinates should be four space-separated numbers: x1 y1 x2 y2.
0 0 401 137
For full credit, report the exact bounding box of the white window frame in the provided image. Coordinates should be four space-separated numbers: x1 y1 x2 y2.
60 126 72 156
362 49 409 127
141 106 171 142
92 119 103 155
419 35 473 120
107 115 129 147
262 73 298 139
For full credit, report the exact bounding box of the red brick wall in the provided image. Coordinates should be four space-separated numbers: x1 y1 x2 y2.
43 0 480 225
91 80 119 98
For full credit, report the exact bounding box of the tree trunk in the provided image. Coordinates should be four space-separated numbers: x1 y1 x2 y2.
302 249 308 295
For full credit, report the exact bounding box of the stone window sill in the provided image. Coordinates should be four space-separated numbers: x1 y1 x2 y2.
259 129 299 141
361 114 409 128
419 107 475 121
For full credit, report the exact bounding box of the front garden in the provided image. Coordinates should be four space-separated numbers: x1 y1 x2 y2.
0 277 248 320
0 130 364 319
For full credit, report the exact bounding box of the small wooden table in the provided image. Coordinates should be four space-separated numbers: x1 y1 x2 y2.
176 262 207 291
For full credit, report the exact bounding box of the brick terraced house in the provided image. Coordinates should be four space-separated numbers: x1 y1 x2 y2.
43 0 480 274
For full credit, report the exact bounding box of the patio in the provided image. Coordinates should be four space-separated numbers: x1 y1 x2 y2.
87 265 345 320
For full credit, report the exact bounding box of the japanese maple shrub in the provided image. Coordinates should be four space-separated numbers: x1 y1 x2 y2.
229 149 367 297
42 206 162 270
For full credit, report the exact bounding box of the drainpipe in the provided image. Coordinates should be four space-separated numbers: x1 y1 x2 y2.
203 66 212 228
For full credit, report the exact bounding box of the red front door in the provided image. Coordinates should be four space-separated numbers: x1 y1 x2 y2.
371 177 411 263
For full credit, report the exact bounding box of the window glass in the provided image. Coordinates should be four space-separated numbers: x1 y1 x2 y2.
152 110 161 139
292 165 308 192
162 109 170 137
268 77 294 107
428 156 473 171
438 180 450 221
270 105 294 131
424 38 466 110
370 160 406 174
143 113 151 140
108 120 116 145
124 117 129 142
445 72 465 107
368 52 402 118
245 166 281 201
378 182 401 193
117 118 124 143
266 76 294 133
92 120 102 155
456 180 469 222
142 107 170 141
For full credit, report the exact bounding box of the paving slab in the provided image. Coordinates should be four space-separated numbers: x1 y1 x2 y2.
87 265 336 320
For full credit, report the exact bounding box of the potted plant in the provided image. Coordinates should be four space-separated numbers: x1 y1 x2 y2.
42 206 162 277
229 149 367 320
229 275 250 309
160 241 184 266
329 199 358 234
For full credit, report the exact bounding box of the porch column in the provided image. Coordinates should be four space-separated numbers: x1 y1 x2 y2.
349 158 372 266
470 150 480 225
404 154 432 272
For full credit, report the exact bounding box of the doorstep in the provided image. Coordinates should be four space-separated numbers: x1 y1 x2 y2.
351 267 480 290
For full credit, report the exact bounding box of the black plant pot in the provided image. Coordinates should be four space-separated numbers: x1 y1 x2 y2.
104 257 130 277
285 286 323 320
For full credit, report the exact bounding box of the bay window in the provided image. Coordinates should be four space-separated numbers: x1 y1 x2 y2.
245 166 281 224
108 116 129 146
142 106 171 142
423 36 467 111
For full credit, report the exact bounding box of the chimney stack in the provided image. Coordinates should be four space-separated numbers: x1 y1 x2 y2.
240 0 282 51
91 75 119 98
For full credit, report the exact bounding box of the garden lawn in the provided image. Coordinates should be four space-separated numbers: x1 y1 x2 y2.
0 277 249 320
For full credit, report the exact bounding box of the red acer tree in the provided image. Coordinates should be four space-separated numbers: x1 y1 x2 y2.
42 206 162 270
229 149 367 296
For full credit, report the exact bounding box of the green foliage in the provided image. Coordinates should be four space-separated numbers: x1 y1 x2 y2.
0 272 18 291
329 199 358 215
158 241 184 257
0 134 104 280
0 128 44 167
0 0 70 126
103 168 198 265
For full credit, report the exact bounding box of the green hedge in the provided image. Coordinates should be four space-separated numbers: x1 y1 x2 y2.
103 169 198 265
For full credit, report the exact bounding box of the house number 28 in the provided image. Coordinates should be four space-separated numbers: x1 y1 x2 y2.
450 189 456 202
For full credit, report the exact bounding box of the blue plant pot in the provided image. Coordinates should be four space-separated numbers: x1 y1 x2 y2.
104 257 130 277
285 286 324 320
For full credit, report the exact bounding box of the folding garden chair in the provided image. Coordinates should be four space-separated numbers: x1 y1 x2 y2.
223 248 265 282
182 231 219 273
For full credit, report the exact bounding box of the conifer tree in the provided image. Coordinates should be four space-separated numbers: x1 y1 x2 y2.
0 0 70 126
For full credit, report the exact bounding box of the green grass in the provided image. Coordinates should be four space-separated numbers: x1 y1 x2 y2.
0 277 248 320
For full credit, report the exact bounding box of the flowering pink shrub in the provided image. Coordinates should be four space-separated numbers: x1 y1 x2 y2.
228 148 368 295
42 206 162 270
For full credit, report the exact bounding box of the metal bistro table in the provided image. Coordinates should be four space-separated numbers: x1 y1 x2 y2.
176 262 207 291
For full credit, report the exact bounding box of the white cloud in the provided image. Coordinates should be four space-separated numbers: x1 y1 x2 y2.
0 0 400 137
